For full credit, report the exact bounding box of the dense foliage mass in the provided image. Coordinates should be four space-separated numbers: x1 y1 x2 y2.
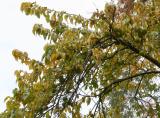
1 0 160 117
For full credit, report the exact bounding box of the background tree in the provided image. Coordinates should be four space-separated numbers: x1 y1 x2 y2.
0 0 160 117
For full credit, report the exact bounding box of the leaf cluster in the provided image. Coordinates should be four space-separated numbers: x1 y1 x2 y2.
1 0 160 117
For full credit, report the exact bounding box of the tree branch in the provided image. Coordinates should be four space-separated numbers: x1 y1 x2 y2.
116 38 160 68
100 70 160 96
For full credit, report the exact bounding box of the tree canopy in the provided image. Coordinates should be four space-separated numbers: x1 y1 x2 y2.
1 0 160 117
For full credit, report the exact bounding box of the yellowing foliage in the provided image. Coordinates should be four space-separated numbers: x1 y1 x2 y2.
1 0 160 118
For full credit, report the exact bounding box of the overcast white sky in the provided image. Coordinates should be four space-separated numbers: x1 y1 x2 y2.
0 0 108 112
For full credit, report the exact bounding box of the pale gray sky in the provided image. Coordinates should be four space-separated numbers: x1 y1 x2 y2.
0 0 107 112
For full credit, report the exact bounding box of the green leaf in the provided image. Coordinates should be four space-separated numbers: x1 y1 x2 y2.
86 97 91 105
